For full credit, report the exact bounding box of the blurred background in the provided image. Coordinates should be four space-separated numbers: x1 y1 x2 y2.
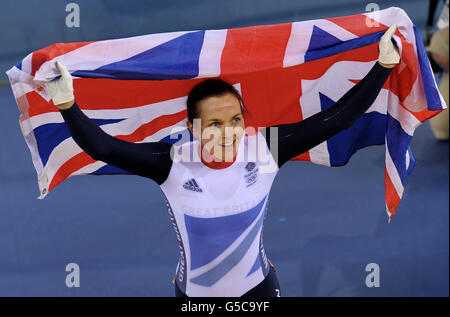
0 0 448 296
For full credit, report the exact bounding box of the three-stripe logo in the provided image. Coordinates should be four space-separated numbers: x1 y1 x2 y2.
182 178 203 192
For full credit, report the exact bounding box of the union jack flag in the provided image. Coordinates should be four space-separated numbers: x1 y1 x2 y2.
6 7 447 220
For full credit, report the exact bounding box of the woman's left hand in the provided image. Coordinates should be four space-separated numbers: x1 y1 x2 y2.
378 24 400 68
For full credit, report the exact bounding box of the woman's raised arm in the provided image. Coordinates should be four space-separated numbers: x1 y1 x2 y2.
261 25 400 168
44 62 173 185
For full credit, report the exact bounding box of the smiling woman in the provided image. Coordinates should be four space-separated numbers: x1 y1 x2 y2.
45 24 399 297
186 79 247 166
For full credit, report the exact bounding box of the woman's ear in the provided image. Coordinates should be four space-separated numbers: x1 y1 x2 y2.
187 120 193 134
187 120 201 139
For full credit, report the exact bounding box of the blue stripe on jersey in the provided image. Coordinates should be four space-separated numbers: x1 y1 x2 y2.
190 200 266 287
185 194 268 271
33 118 125 166
72 31 205 80
246 254 261 277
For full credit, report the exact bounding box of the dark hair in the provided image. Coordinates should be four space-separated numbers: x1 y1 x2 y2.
186 78 249 123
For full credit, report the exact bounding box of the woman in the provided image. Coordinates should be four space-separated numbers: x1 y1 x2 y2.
44 25 400 297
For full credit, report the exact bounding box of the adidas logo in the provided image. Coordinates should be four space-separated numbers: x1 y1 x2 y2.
182 178 203 192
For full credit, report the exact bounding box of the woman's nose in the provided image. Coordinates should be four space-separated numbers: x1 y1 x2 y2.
221 126 235 137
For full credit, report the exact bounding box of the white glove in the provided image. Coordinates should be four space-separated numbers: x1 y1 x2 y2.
378 24 401 65
43 61 74 106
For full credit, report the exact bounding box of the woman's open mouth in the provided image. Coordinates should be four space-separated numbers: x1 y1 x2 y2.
219 140 235 148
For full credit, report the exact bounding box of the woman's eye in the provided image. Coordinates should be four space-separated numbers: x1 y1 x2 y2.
211 122 220 127
234 117 241 123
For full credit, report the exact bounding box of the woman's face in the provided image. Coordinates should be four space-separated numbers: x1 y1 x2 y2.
187 93 245 162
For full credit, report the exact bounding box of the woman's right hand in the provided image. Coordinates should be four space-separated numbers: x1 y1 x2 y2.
43 61 75 110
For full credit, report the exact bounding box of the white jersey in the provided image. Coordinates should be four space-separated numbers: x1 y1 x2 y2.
159 130 279 297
